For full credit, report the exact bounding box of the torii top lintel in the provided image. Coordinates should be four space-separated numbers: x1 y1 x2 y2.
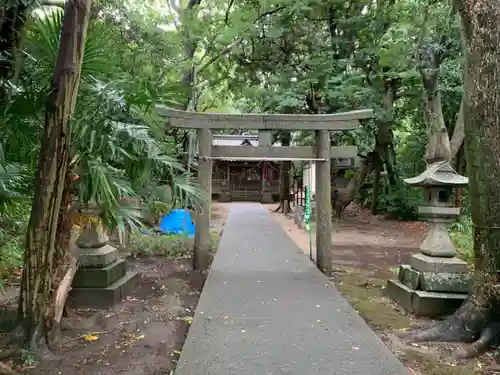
156 105 373 131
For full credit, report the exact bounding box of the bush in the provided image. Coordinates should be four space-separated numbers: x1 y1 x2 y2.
379 185 421 220
128 231 194 258
449 215 473 263
0 203 30 282
127 229 221 258
359 181 422 221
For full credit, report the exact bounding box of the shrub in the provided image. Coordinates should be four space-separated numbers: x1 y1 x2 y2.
127 229 221 258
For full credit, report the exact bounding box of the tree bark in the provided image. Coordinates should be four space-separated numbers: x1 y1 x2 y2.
18 0 91 349
169 0 202 147
370 152 381 214
335 77 397 217
400 0 500 359
449 98 464 160
274 132 293 214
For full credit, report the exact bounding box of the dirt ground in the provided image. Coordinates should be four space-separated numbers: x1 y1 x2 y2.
269 203 500 375
0 203 230 375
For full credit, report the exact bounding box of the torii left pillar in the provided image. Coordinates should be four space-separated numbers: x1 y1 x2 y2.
194 128 212 271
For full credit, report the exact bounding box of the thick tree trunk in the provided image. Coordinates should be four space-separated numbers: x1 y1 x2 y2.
18 0 91 349
400 0 500 358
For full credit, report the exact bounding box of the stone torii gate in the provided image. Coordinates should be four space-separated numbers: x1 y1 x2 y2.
157 106 373 274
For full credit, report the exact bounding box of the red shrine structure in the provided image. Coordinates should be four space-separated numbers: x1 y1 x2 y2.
211 134 281 202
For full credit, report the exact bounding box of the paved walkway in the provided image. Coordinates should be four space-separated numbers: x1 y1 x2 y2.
175 204 409 375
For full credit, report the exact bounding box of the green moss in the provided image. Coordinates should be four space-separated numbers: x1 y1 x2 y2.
334 271 410 331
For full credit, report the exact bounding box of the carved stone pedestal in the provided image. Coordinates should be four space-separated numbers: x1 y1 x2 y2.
69 222 138 308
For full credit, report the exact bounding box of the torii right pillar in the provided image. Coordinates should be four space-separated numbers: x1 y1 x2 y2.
315 130 333 274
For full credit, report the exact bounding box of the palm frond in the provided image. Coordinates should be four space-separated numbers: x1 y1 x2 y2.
27 9 118 86
173 173 206 211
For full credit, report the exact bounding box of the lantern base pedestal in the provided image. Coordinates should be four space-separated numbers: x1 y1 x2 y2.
386 254 470 317
386 280 467 317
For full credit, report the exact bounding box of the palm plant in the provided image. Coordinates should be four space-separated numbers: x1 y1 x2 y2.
1 7 204 237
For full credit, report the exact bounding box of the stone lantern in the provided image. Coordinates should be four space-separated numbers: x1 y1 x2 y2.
386 161 471 317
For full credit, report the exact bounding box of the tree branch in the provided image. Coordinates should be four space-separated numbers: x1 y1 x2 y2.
198 6 286 74
225 0 235 25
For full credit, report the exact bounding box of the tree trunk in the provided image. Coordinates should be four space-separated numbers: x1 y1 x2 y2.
274 132 292 214
400 0 500 359
370 152 381 215
449 98 464 160
454 145 465 208
18 0 92 349
0 1 28 102
169 0 202 147
335 79 397 217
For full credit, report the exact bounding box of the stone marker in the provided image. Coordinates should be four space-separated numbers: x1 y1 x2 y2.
294 206 304 226
386 161 470 317
69 221 137 308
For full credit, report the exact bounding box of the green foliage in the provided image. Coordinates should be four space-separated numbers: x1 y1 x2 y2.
129 232 194 258
0 0 474 273
0 0 205 274
128 230 220 258
379 185 421 220
449 215 473 263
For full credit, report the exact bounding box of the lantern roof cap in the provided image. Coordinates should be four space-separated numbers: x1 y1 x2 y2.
403 161 468 187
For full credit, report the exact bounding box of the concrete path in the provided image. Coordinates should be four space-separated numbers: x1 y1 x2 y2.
175 204 409 375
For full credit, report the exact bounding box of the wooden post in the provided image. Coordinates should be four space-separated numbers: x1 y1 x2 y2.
194 128 212 271
315 130 333 274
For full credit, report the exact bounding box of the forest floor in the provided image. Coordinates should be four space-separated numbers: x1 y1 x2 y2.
0 203 230 375
269 203 500 375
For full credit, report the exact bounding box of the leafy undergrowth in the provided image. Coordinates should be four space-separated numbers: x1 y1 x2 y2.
449 216 474 264
127 229 221 258
332 267 491 375
0 219 28 286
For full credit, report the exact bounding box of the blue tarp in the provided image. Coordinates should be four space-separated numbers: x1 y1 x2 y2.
158 209 195 237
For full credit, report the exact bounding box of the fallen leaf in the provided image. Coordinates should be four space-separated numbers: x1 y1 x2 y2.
83 334 99 341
